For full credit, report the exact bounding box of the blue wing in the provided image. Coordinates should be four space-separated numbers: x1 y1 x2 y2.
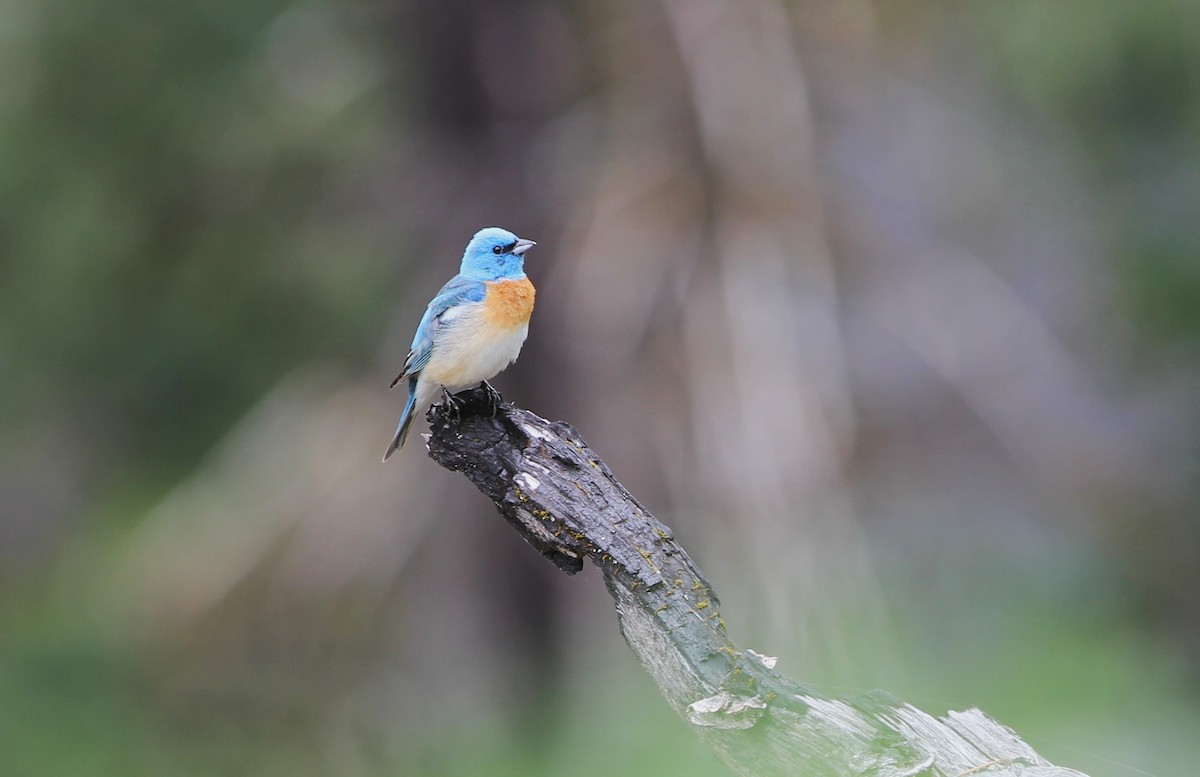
389 275 486 388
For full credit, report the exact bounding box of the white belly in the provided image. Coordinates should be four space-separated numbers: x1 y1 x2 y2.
421 315 529 393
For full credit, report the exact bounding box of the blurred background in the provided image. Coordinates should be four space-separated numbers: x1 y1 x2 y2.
2 0 1198 775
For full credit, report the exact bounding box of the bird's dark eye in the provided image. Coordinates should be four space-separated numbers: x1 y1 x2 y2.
492 245 502 254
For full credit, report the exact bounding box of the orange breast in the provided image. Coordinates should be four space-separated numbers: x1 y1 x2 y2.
483 277 536 329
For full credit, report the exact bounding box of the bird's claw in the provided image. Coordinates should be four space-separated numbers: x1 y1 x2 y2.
438 383 502 424
440 386 464 422
479 381 504 417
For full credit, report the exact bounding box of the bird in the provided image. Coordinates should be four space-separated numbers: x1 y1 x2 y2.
383 226 537 461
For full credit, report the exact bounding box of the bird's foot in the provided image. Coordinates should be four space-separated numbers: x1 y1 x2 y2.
479 381 504 416
440 386 464 422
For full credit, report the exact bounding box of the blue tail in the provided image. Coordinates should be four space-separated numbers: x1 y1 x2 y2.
383 378 419 461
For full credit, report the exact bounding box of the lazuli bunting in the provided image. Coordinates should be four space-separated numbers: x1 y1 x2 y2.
383 227 537 460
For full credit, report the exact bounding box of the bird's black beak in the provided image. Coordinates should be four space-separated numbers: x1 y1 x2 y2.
512 238 536 256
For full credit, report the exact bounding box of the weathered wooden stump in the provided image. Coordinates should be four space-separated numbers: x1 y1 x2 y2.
424 387 1088 777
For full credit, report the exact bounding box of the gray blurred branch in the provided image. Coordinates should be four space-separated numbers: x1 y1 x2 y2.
424 387 1088 777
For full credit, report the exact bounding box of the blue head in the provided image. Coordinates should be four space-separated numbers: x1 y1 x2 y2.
459 227 536 280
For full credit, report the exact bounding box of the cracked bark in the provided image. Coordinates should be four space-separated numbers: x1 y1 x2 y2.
424 386 1089 777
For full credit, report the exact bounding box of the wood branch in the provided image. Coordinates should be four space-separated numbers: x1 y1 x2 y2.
424 387 1089 777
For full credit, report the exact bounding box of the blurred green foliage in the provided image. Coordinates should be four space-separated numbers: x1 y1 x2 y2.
973 0 1200 352
0 0 394 474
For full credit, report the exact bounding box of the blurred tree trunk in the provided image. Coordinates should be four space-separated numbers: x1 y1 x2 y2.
378 0 588 733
